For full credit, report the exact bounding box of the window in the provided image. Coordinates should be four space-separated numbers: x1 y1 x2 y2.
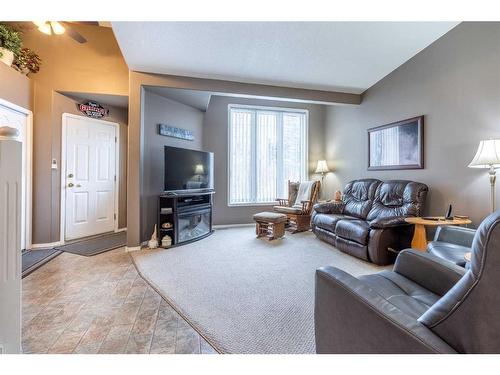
228 105 308 205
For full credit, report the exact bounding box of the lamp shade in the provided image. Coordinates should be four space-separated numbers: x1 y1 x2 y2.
194 164 205 174
315 160 330 174
468 139 500 168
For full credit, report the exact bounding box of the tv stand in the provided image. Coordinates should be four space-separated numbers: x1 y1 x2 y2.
158 191 214 248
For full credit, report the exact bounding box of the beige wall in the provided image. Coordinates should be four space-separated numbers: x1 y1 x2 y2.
20 24 129 244
203 95 326 225
141 90 204 241
0 62 32 110
324 22 500 227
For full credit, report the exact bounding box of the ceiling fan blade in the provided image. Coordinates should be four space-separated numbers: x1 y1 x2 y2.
72 21 100 26
61 22 87 43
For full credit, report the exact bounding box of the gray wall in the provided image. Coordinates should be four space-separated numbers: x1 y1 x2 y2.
141 90 204 241
203 95 326 225
324 22 500 226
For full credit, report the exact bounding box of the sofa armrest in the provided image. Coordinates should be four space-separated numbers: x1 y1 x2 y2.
313 201 344 214
433 225 475 248
315 266 456 353
394 249 466 296
369 215 410 229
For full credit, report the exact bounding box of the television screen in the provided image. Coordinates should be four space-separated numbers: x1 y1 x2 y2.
164 146 214 192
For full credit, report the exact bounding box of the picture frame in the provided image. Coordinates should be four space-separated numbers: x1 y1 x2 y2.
367 116 424 170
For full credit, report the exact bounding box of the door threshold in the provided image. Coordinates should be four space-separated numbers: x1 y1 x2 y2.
64 231 118 245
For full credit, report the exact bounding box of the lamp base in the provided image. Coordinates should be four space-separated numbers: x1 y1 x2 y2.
489 166 496 213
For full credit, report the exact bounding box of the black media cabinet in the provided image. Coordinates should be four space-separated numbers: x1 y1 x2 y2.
158 191 214 248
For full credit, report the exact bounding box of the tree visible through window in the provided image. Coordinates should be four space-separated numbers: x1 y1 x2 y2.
228 105 308 205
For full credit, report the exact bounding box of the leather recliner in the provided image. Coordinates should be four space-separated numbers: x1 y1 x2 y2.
311 179 428 265
314 210 500 353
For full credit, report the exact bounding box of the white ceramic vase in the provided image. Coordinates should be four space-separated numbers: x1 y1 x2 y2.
0 48 14 67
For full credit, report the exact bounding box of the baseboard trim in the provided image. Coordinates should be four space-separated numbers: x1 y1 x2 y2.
30 241 64 250
115 227 127 233
213 223 253 229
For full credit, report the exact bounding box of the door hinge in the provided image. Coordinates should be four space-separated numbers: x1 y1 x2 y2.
115 136 117 143
114 175 117 182
114 213 117 220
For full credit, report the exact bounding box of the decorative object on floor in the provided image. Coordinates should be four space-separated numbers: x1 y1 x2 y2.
55 231 126 256
22 248 62 278
368 116 424 170
468 139 500 212
161 234 172 248
427 225 475 267
13 48 41 75
315 160 330 183
131 226 386 354
148 225 159 249
316 210 500 353
334 190 342 202
158 123 194 141
77 100 109 119
404 216 471 251
274 180 320 232
253 212 287 240
0 23 22 66
311 179 428 265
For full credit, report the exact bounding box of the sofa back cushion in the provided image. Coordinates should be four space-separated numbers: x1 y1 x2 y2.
342 179 381 219
367 180 428 221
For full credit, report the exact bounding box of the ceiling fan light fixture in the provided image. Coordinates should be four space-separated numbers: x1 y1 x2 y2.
33 21 46 27
50 21 65 35
37 22 52 35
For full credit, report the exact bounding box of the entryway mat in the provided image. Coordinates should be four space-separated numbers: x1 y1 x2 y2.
22 248 62 278
55 231 126 257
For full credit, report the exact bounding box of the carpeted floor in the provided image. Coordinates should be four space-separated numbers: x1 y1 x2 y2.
132 227 388 354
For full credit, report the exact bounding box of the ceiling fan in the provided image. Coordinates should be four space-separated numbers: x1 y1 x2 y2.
7 21 101 44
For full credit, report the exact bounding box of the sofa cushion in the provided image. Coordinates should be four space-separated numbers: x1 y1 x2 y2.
313 214 356 232
427 241 470 267
342 179 380 219
359 271 440 319
335 219 370 245
367 180 428 221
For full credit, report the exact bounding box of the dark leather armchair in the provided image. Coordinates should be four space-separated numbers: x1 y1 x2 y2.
311 179 428 265
427 226 475 267
315 210 500 353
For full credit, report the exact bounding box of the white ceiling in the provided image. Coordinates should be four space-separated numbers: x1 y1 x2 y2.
145 86 212 111
112 22 459 94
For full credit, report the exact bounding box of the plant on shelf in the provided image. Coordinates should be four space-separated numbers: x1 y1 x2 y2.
0 24 22 67
13 48 42 75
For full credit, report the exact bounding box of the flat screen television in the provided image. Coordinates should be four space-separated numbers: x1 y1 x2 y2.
164 146 214 193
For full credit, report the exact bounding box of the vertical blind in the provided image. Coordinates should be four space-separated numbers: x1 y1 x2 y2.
229 106 308 205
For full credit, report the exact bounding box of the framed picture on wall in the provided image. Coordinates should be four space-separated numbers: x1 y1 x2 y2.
367 116 424 170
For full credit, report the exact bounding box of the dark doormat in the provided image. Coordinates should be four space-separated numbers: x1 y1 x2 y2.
55 231 127 257
22 248 62 278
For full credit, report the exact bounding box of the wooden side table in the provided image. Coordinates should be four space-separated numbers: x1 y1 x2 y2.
404 217 472 251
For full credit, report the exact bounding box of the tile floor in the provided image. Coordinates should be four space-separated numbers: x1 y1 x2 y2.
22 247 217 354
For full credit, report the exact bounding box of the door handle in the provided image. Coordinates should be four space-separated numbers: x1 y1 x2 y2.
68 183 74 188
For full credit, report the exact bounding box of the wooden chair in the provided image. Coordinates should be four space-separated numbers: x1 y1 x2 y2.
274 180 321 232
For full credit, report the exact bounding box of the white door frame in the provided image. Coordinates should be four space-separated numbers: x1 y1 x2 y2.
0 97 33 250
60 113 120 243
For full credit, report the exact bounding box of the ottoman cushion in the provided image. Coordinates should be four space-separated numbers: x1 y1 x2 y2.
253 211 287 223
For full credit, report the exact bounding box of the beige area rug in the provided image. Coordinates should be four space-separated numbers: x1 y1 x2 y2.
131 227 388 354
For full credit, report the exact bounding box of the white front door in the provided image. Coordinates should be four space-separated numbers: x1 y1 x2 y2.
64 115 117 240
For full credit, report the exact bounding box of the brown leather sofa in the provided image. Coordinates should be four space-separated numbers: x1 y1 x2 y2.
311 179 428 265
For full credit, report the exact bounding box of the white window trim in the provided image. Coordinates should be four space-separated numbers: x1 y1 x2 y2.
227 104 309 207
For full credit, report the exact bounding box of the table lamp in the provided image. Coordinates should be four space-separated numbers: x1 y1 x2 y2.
315 160 330 183
468 139 500 212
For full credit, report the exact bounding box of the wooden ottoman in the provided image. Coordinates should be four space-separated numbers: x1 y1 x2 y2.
253 212 287 240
